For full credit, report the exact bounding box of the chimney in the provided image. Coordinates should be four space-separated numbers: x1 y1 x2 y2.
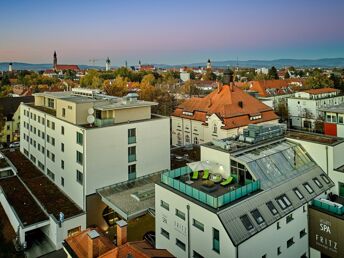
87 229 100 258
116 220 128 246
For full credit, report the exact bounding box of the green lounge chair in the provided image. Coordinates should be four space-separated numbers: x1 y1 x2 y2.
192 171 199 180
221 176 234 186
202 170 209 180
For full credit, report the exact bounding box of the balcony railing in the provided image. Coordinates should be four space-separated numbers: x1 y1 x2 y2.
312 198 344 215
128 136 136 144
161 166 261 209
128 154 136 163
95 118 113 127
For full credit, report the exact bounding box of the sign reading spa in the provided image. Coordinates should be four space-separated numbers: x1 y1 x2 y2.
309 207 344 258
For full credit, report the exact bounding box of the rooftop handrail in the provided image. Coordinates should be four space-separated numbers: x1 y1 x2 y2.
312 198 344 215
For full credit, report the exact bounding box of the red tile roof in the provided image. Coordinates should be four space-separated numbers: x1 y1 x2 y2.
55 64 80 71
302 87 338 95
172 84 279 129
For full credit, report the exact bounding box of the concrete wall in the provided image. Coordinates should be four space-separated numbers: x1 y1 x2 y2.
114 106 151 124
155 184 236 258
200 145 230 175
86 194 107 229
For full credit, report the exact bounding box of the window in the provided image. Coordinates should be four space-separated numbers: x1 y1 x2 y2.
76 170 83 185
213 124 217 134
213 228 220 253
51 137 55 146
293 188 304 200
62 108 66 117
161 228 169 239
38 116 40 123
185 135 190 144
277 222 281 230
313 177 323 188
76 151 83 165
128 146 136 162
51 122 55 130
76 132 83 145
287 237 294 248
176 209 185 220
47 135 50 143
160 200 169 211
321 175 330 184
276 195 292 210
61 126 65 135
194 137 199 145
42 132 45 139
38 161 44 170
240 214 254 231
286 213 294 224
47 120 50 128
262 255 266 258
193 219 204 231
128 164 136 180
38 129 41 137
61 177 64 187
61 143 64 152
277 247 281 255
300 229 307 238
128 128 136 144
300 253 307 258
251 209 265 225
193 251 204 258
48 98 54 108
176 238 186 251
42 118 45 125
47 169 55 181
303 183 314 194
51 153 55 162
61 160 64 169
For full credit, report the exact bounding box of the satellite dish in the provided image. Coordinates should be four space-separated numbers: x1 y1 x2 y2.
88 108 94 115
87 115 95 124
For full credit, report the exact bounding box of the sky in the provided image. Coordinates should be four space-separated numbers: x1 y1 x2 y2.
1 0 344 65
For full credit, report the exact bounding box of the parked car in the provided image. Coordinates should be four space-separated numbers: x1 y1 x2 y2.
9 142 20 148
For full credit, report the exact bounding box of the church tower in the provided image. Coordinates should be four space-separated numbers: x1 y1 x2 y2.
207 59 212 69
53 51 57 70
106 57 111 71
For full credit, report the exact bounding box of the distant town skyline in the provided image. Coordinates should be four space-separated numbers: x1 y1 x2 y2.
1 0 344 65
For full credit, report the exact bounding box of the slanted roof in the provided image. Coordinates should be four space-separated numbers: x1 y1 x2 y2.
218 165 333 246
55 64 80 71
319 102 344 114
172 84 278 129
302 87 338 95
248 79 304 97
0 96 34 120
115 240 175 258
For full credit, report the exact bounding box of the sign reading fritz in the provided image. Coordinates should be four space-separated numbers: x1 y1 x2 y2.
309 207 344 258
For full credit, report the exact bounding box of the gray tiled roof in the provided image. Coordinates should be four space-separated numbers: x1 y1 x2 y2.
218 165 333 246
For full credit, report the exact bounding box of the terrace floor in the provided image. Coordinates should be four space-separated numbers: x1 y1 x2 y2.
178 171 243 198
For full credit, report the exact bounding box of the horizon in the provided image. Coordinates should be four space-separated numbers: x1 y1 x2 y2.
1 0 344 65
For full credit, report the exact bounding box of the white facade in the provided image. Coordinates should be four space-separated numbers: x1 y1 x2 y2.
180 71 190 82
288 91 344 128
172 114 278 146
20 92 170 211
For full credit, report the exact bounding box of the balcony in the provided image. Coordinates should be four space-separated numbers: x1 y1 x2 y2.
128 136 136 144
128 154 136 163
94 118 114 127
161 166 261 209
312 196 344 216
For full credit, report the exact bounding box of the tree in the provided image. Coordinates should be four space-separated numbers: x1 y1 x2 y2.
304 71 334 89
202 70 217 81
103 76 128 97
179 80 200 97
80 70 103 88
1 74 10 86
329 73 344 90
284 71 290 79
141 74 156 86
268 66 279 79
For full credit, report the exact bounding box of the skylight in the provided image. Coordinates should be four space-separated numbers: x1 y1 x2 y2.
303 183 314 194
251 209 265 225
293 188 304 200
240 214 254 231
276 194 292 210
321 175 330 184
313 177 323 188
266 201 278 215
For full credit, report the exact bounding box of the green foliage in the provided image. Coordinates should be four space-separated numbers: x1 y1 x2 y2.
305 71 334 88
268 66 279 79
329 73 344 90
284 71 290 79
202 70 217 81
80 70 103 88
1 74 10 86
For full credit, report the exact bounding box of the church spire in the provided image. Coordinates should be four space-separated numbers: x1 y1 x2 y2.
53 51 57 70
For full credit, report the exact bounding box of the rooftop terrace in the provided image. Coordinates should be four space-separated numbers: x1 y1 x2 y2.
311 194 344 219
161 166 260 209
4 150 83 220
286 130 344 146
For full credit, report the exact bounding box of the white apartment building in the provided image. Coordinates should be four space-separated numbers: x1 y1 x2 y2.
20 88 170 225
288 87 344 129
156 125 333 258
171 84 278 146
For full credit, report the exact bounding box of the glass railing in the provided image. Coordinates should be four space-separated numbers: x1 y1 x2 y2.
161 166 261 209
312 199 344 215
128 154 136 162
128 136 136 144
95 118 113 127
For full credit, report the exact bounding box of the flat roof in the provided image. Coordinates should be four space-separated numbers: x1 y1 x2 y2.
97 172 162 220
319 103 344 114
286 130 344 146
0 176 48 227
4 150 83 220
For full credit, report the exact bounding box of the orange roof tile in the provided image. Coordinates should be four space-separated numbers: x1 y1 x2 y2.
55 64 80 71
246 79 304 97
172 84 279 129
302 87 338 95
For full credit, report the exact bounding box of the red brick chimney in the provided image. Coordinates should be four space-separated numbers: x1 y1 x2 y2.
87 229 100 258
116 220 128 246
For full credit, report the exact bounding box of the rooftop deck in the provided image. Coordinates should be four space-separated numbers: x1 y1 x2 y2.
311 195 344 219
161 166 260 209
26 103 56 117
4 150 83 220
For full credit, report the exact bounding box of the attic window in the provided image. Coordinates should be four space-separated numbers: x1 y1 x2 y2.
313 178 323 188
240 214 254 231
321 175 330 184
182 111 193 116
250 114 262 121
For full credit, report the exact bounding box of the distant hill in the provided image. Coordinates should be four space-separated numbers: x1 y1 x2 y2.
1 58 344 71
0 62 103 71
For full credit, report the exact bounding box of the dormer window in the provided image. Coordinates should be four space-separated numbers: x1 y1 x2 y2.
213 124 217 134
182 111 193 116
